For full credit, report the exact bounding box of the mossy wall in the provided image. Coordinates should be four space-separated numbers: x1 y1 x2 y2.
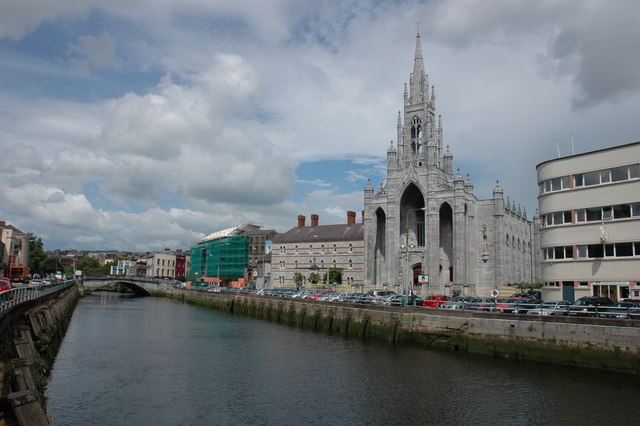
159 289 640 375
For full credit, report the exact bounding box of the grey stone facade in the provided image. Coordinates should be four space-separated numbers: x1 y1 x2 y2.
271 212 365 290
363 32 541 297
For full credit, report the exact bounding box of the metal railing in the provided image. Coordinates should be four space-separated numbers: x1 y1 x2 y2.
0 280 76 314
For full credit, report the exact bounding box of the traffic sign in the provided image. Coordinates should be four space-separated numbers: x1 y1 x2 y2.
490 288 499 298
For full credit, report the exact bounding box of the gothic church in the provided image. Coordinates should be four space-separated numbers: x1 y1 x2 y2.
363 32 541 297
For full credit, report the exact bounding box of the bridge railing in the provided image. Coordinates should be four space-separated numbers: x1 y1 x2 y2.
0 280 76 314
83 275 176 285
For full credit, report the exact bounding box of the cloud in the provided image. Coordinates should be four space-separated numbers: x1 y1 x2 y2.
422 0 640 109
68 34 121 74
1 0 639 251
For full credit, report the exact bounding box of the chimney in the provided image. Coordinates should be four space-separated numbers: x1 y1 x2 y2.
347 211 356 226
311 214 319 228
297 215 306 228
361 210 365 223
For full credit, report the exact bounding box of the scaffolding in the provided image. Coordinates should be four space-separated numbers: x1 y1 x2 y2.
188 236 249 284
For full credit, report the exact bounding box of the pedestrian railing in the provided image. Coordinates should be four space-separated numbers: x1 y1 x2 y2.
0 280 76 314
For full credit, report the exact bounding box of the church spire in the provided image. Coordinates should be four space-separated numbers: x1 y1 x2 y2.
413 28 424 77
410 29 426 104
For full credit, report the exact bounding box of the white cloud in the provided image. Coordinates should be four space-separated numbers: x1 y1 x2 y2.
1 0 639 250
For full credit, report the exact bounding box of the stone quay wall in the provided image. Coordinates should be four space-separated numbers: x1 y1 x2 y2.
0 285 80 426
163 289 640 375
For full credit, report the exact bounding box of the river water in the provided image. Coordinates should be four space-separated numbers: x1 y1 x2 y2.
45 292 639 425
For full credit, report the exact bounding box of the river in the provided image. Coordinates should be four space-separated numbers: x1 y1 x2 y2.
45 292 640 425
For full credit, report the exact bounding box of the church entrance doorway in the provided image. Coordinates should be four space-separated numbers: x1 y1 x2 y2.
411 264 422 288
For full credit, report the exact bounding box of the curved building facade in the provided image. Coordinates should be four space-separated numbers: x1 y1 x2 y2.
536 141 640 302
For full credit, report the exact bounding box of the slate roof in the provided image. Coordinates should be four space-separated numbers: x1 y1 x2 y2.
272 223 364 244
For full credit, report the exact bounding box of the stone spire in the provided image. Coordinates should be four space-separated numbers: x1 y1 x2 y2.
409 30 427 104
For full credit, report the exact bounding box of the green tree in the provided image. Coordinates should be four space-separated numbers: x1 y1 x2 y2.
293 272 304 288
76 256 104 276
324 268 342 286
308 272 321 284
27 233 48 276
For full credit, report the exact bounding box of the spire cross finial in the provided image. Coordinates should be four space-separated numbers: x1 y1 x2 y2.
417 21 420 36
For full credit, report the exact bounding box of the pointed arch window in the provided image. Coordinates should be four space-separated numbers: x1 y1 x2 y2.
410 116 423 154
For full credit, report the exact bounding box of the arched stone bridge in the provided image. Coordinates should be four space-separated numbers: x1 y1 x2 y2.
81 276 175 296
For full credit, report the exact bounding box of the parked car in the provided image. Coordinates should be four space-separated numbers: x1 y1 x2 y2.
597 301 640 319
366 289 398 305
527 300 571 316
567 296 614 316
308 290 336 300
341 293 375 304
467 298 501 311
501 299 542 314
388 295 425 307
440 296 474 310
495 297 529 312
423 295 450 308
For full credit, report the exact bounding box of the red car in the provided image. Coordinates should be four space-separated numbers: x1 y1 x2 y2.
0 279 13 300
307 290 336 300
423 294 451 308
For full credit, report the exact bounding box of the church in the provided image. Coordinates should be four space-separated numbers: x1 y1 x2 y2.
363 32 541 297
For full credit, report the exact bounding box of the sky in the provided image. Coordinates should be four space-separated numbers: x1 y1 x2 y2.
1 0 639 252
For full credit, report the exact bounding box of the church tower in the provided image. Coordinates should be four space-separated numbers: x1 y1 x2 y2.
363 31 540 297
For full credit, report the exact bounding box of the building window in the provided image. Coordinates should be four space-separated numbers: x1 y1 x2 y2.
333 244 337 253
321 244 325 253
349 243 353 252
295 245 299 254
573 164 640 188
349 259 353 269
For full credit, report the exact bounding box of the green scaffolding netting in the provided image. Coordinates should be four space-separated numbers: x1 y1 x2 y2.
188 236 249 283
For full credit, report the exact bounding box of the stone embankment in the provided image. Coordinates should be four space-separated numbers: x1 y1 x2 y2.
163 289 640 375
0 286 80 426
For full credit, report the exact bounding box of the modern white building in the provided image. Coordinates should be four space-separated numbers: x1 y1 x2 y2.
536 141 640 302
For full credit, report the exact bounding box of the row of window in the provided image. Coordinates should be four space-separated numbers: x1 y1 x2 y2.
275 276 362 285
542 202 640 227
278 243 356 254
543 241 640 260
277 259 358 269
539 163 639 194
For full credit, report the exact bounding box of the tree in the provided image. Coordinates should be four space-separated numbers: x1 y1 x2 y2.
324 268 342 286
293 272 304 289
308 272 321 284
27 233 48 276
76 256 104 276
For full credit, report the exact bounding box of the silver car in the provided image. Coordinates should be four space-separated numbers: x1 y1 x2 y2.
527 300 570 316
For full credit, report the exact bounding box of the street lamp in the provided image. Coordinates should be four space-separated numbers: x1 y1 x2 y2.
402 207 426 306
